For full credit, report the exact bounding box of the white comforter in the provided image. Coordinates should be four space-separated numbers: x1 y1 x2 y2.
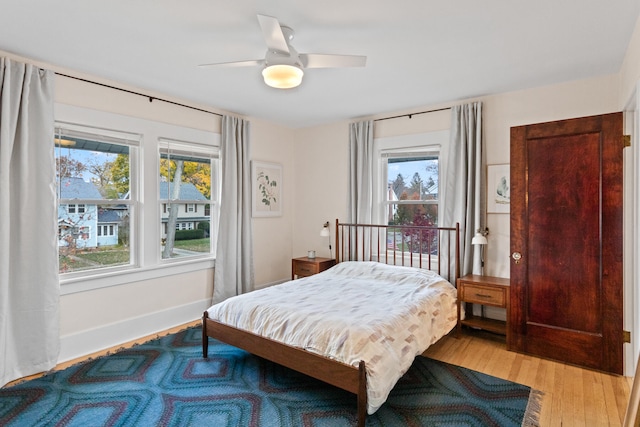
206 261 458 414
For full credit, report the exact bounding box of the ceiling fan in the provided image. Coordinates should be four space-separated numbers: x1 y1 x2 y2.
199 14 367 89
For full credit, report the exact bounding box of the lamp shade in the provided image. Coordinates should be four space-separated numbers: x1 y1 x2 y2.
320 226 330 237
471 233 488 245
262 64 303 89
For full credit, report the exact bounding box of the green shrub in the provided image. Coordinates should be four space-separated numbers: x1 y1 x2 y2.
197 221 210 233
175 229 205 241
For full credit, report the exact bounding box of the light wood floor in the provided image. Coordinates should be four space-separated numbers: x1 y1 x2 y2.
423 329 634 427
7 321 635 426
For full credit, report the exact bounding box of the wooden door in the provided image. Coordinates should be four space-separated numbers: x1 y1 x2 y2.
509 112 623 374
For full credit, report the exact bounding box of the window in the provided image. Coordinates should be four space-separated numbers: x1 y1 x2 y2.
55 124 139 274
97 225 116 237
385 155 439 227
159 139 218 260
384 155 439 254
374 130 448 256
67 204 86 214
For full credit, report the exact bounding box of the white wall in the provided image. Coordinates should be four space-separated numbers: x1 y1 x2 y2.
292 121 350 258
1 49 296 362
620 14 640 377
251 118 296 287
621 14 640 108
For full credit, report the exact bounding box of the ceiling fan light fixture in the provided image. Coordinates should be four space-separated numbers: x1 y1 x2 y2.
262 64 303 89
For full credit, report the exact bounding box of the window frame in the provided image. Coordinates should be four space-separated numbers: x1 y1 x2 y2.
373 130 449 227
158 137 220 262
383 153 440 225
55 121 140 277
54 103 219 296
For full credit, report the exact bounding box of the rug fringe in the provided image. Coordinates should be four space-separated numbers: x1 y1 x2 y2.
522 389 544 427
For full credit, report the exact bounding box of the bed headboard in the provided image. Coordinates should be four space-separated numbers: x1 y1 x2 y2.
335 220 460 284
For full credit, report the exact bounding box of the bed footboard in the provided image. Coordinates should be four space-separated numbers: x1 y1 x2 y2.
202 311 367 427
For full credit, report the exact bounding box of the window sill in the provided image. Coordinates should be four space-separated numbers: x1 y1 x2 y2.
60 257 215 296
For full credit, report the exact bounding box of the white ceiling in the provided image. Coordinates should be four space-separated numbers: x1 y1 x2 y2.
1 1 639 128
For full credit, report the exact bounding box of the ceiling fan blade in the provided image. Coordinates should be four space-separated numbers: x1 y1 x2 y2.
257 14 290 55
300 54 367 68
198 59 264 68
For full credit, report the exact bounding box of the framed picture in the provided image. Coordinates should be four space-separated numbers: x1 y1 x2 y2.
487 164 510 213
252 161 282 217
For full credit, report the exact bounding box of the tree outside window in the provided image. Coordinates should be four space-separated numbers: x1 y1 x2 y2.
159 141 216 260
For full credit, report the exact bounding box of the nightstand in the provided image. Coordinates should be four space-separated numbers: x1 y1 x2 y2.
291 257 336 279
457 274 510 339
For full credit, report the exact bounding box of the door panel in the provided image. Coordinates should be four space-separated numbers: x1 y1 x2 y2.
509 113 623 374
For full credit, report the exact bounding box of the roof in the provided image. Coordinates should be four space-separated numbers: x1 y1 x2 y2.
98 209 121 223
159 182 207 201
58 177 102 199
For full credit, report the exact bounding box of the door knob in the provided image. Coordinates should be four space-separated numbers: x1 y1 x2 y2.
512 252 522 264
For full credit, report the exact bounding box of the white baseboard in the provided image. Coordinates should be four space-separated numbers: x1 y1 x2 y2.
254 278 289 290
59 298 211 363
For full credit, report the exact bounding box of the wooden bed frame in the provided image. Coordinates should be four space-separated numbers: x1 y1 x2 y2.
203 220 460 427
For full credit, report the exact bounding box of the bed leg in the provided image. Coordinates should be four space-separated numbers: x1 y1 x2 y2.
357 360 367 427
202 311 209 359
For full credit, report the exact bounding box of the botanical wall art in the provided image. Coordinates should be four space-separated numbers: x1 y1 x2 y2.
252 161 282 217
487 164 510 213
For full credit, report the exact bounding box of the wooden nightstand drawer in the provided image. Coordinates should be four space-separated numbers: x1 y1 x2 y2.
456 274 510 339
460 284 505 307
291 257 336 279
294 261 316 277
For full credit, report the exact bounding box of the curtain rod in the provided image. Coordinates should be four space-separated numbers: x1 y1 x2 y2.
55 72 223 117
374 106 451 122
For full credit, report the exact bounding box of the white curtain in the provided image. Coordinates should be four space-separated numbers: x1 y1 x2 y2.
213 116 254 303
442 102 484 276
0 58 59 386
348 120 375 223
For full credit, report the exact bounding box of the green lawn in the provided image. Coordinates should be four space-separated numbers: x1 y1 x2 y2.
80 249 130 264
173 238 210 252
59 245 130 273
59 238 211 272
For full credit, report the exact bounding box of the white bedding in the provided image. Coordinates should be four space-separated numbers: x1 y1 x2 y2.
206 261 458 414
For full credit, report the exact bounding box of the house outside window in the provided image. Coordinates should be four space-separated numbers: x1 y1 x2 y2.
55 124 138 274
159 139 218 260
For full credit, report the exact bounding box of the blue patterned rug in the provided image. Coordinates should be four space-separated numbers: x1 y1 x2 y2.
0 326 541 426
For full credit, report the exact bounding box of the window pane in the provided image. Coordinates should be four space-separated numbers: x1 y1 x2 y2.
159 150 213 259
58 204 131 273
389 203 438 227
161 203 210 258
56 132 133 274
387 157 438 202
386 220 440 255
387 156 438 226
56 137 130 200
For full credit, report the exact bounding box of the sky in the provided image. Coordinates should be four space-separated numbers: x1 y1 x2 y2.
387 158 439 192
